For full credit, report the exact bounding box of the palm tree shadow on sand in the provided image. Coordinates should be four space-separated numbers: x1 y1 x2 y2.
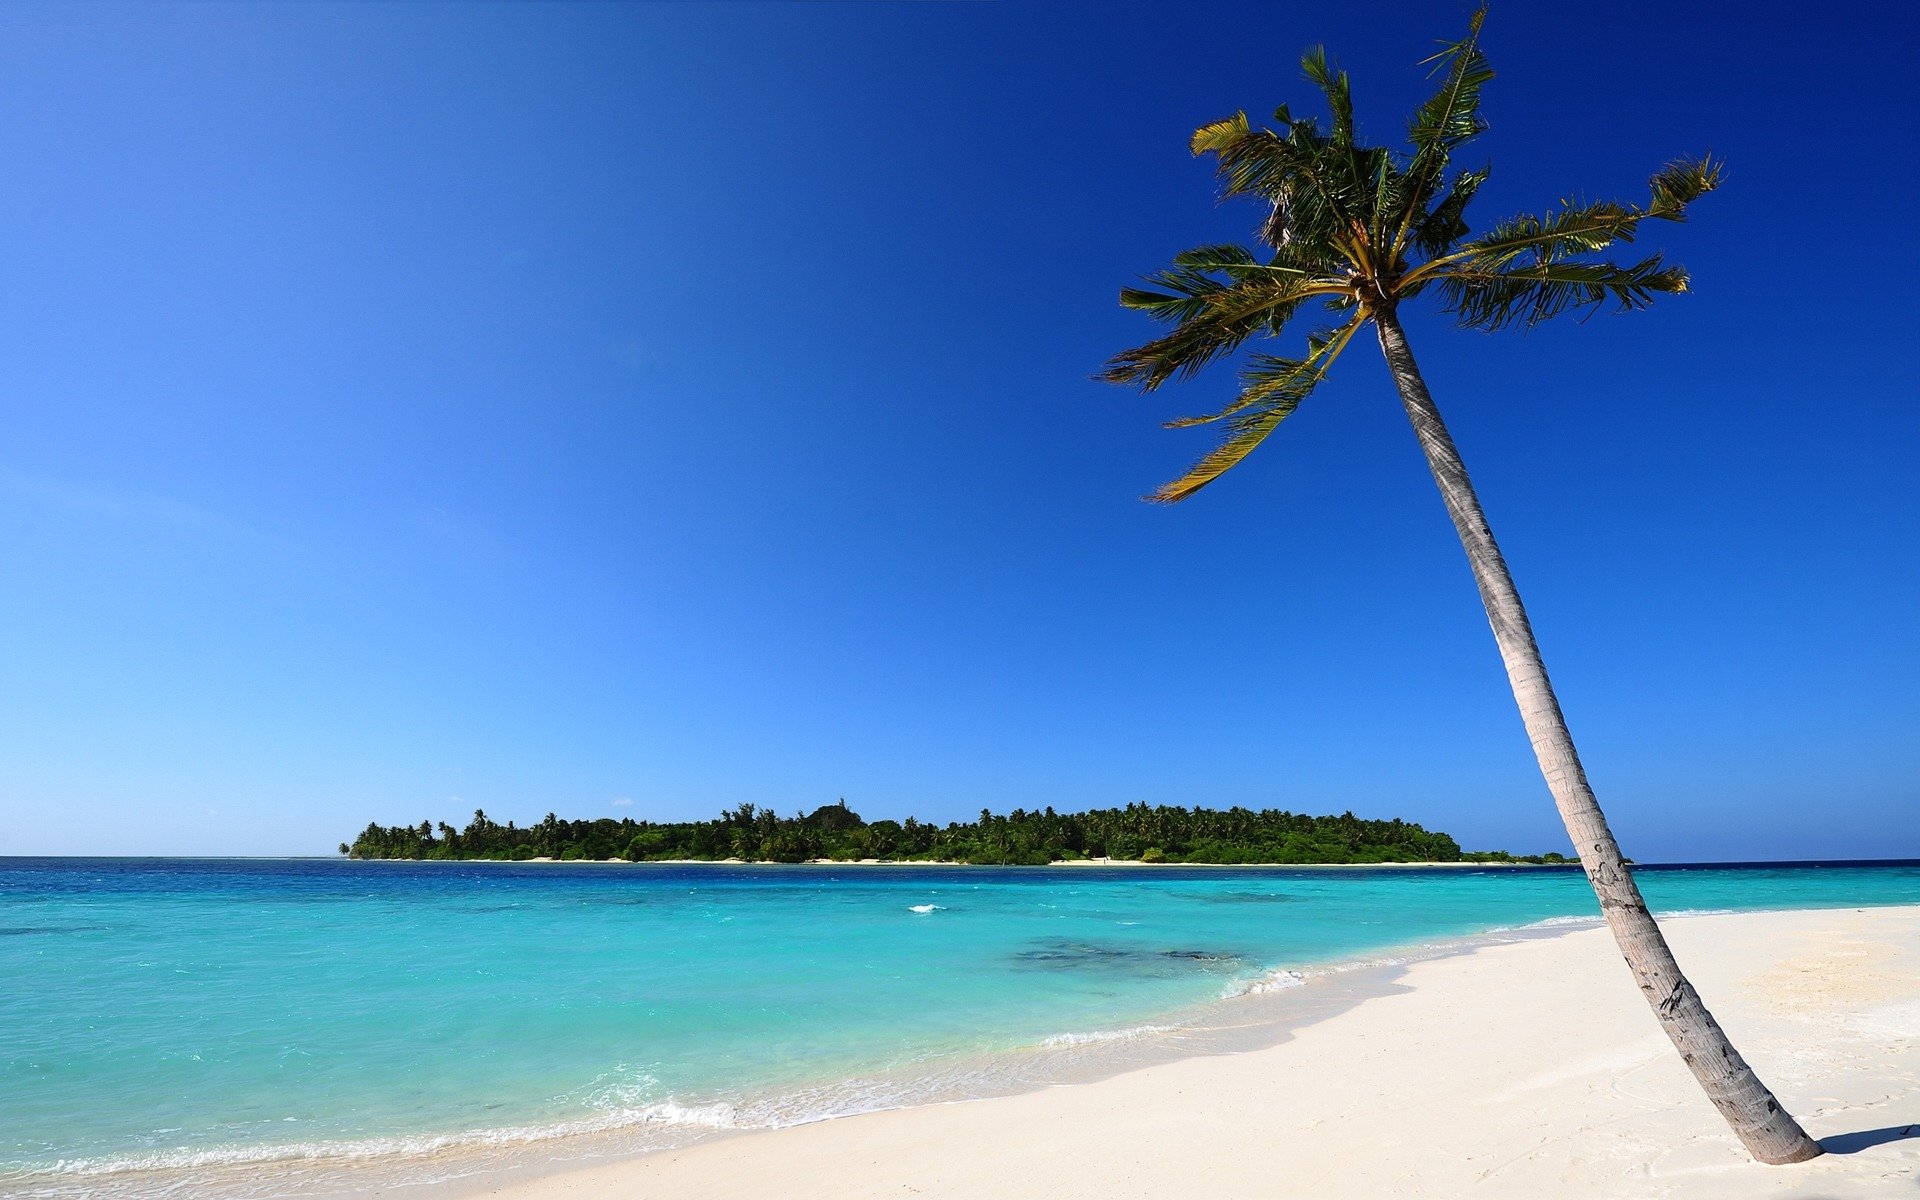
1819 1124 1920 1155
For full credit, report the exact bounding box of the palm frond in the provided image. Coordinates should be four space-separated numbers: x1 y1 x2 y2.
1191 103 1381 262
1410 164 1489 258
1408 7 1492 155
1300 46 1353 146
1404 156 1720 291
1191 112 1250 157
1116 246 1262 323
1394 5 1492 248
1430 255 1689 330
1209 126 1340 221
1105 269 1343 390
1148 319 1363 503
1104 308 1265 388
1442 199 1642 269
1172 244 1263 270
1365 148 1411 256
1645 155 1722 220
1163 320 1357 428
1148 400 1297 504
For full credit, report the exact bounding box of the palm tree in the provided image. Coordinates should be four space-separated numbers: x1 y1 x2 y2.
1103 11 1822 1165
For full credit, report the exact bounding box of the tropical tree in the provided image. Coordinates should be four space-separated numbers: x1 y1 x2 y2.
1103 11 1822 1165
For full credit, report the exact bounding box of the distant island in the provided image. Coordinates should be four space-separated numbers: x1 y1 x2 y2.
342 801 1569 867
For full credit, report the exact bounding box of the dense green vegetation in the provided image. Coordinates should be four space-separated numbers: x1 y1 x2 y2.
342 802 1568 866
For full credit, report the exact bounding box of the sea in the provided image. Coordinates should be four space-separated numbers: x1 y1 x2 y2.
3 857 1917 1198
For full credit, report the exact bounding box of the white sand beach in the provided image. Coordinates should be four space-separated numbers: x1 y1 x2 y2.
458 906 1920 1200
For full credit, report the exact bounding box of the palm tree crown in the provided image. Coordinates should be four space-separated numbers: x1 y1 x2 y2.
1104 9 1719 502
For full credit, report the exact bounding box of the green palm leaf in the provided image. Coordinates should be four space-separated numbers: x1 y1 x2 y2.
1148 398 1298 504
1394 5 1492 246
1410 164 1489 257
1429 256 1690 330
1445 200 1645 268
1163 320 1359 429
1150 318 1363 502
1300 46 1354 146
1645 156 1723 219
1107 270 1344 389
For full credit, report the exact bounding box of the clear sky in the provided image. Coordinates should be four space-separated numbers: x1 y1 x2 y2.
0 1 1913 861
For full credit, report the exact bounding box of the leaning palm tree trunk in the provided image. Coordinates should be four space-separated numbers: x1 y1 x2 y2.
1370 304 1823 1165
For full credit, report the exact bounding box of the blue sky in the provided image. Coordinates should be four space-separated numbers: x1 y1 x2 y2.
0 2 1913 860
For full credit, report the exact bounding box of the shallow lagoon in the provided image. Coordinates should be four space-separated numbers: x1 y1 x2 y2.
4 857 1917 1196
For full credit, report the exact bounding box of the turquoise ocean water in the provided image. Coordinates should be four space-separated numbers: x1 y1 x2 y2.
3 858 1917 1197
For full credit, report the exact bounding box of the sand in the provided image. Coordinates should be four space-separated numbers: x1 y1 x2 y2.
455 906 1920 1200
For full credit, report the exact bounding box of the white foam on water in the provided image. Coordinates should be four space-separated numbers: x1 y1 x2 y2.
15 1097 752 1182
1040 1022 1176 1048
1481 913 1603 934
1214 910 1625 1001
1223 968 1305 998
632 1101 739 1129
908 904 943 914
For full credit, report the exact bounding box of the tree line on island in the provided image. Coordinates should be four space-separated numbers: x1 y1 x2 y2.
341 800 1570 866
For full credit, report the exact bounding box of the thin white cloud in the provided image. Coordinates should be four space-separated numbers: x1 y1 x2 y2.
0 469 259 543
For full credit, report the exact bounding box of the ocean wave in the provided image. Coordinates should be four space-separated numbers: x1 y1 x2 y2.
1481 914 1604 934
1480 908 1735 937
1041 1022 1176 1047
632 1100 739 1129
908 904 944 914
571 1066 662 1110
1214 916 1610 997
1223 968 1305 998
15 1097 748 1181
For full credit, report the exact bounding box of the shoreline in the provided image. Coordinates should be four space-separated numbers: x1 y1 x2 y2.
449 904 1920 1200
21 903 1914 1200
26 906 1588 1198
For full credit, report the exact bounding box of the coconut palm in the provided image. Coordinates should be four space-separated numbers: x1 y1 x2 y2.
1103 11 1822 1165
